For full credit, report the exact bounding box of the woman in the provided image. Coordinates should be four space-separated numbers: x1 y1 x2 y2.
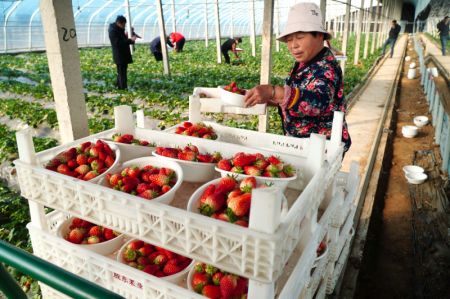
244 3 351 152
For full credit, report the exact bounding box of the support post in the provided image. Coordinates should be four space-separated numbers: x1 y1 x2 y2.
274 0 280 52
372 0 381 53
171 0 176 33
341 0 351 75
250 0 256 57
230 2 234 38
258 0 275 132
125 0 133 54
353 0 364 65
363 0 374 58
320 0 327 24
156 0 170 75
204 1 208 47
214 0 222 64
40 0 89 144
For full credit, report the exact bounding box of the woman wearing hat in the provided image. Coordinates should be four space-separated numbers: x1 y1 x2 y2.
244 3 351 153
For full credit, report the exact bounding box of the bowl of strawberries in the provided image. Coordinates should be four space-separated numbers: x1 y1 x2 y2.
219 82 247 107
57 217 124 255
44 140 120 182
312 241 328 269
100 156 183 204
187 176 288 227
215 152 297 192
117 239 194 284
169 121 219 140
152 145 221 183
187 262 248 298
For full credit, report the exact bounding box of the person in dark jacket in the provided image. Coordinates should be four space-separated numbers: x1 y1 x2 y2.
382 20 401 58
437 16 449 56
221 37 242 64
108 15 136 90
149 37 173 61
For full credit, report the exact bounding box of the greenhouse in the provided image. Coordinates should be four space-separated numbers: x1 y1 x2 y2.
0 0 449 298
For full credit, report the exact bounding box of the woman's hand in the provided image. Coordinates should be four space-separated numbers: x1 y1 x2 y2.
244 85 273 107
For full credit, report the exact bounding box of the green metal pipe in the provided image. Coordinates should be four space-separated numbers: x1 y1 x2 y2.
0 240 124 299
0 262 27 299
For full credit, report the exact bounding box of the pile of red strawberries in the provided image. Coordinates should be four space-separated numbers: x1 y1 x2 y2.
191 262 248 299
111 133 154 146
197 176 270 227
45 140 116 181
106 165 177 200
155 145 222 163
217 152 295 178
122 240 192 278
174 122 218 140
316 241 327 257
223 82 246 95
65 218 120 245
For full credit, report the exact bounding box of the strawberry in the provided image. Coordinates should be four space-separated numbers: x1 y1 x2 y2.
194 262 205 273
90 159 104 171
89 147 99 158
109 174 122 187
200 184 216 200
159 167 175 178
263 170 277 178
80 141 92 151
200 192 226 216
197 154 213 163
74 164 90 175
139 189 160 200
175 126 186 134
192 272 209 293
161 185 171 194
143 264 159 275
67 228 84 244
126 166 141 178
211 152 222 163
98 151 107 161
178 151 197 161
213 212 230 222
220 275 238 299
103 228 116 240
139 140 150 146
217 159 232 171
45 158 61 169
265 164 280 175
282 164 295 177
136 183 150 194
137 256 151 266
183 121 193 128
139 244 154 256
230 166 244 174
185 144 199 153
83 170 98 181
87 235 100 244
267 155 281 165
235 219 249 227
153 254 168 266
244 165 262 176
161 148 178 158
122 176 139 188
202 134 213 139
67 159 77 169
227 189 242 201
239 177 257 193
212 271 224 285
56 151 74 164
233 277 248 296
128 240 144 250
56 164 71 175
163 260 182 275
155 147 164 155
71 218 84 227
148 174 170 187
216 176 237 194
88 226 103 237
202 285 221 299
233 154 256 167
227 193 251 218
123 249 137 262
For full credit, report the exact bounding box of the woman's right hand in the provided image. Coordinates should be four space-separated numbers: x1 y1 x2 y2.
244 85 273 108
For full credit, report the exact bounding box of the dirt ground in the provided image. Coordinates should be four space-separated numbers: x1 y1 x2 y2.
354 42 449 298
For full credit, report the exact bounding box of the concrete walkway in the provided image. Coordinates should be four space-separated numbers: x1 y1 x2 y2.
342 35 408 173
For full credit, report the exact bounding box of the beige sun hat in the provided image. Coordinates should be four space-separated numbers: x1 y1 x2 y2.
277 2 331 42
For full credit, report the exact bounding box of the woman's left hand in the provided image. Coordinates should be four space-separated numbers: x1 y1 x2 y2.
244 85 273 108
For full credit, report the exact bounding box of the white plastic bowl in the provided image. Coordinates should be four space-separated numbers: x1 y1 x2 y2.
409 62 416 69
431 67 438 77
407 68 416 79
117 239 194 284
219 86 246 107
57 217 124 255
402 165 424 175
187 177 289 219
413 116 429 127
405 172 427 184
215 167 297 192
405 56 411 61
401 125 419 138
152 151 218 183
99 156 183 204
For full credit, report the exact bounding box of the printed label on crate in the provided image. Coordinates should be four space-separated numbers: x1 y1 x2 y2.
113 272 143 289
221 133 248 143
271 140 302 150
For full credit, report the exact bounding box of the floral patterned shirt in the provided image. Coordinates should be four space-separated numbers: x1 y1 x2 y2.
279 47 351 152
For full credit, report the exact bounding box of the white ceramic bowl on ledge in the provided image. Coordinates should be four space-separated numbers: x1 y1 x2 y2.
413 116 429 128
405 172 427 184
402 125 419 138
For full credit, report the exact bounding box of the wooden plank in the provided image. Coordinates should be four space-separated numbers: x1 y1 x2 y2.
341 0 351 75
155 0 170 75
250 0 256 57
214 0 222 64
363 0 374 59
204 1 209 47
353 0 364 65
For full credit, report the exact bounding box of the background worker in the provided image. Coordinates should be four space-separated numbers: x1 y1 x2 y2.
221 37 242 64
149 36 173 61
381 20 401 58
169 32 186 52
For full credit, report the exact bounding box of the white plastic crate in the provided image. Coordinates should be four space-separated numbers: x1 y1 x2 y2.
15 125 342 283
27 211 204 299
